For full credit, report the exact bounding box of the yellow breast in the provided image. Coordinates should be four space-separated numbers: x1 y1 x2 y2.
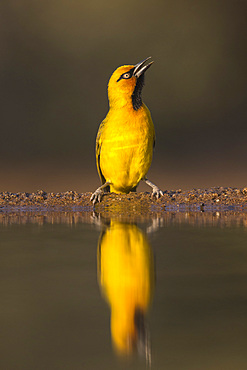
99 104 155 193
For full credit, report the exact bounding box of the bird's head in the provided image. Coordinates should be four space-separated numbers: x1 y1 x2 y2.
108 57 153 110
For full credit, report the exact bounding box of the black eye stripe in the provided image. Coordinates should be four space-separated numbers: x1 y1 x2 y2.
117 67 134 82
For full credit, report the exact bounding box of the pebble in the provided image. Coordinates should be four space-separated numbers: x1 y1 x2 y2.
0 187 247 209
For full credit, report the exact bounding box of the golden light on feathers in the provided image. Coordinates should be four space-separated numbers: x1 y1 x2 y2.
91 57 163 204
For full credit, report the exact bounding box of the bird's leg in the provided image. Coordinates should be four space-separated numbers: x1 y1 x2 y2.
90 181 111 204
143 178 163 199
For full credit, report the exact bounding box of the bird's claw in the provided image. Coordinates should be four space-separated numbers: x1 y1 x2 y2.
151 187 163 199
90 189 104 205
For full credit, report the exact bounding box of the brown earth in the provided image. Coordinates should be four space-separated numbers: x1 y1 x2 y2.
1 187 247 214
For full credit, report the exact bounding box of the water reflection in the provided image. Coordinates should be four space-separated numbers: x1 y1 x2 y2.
1 210 247 227
1 211 247 369
97 220 154 363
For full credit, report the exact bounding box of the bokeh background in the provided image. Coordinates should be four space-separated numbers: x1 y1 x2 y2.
1 0 246 192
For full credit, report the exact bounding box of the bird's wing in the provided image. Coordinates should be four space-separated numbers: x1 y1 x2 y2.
96 120 107 185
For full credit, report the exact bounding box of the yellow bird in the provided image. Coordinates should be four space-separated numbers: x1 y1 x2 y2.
91 57 163 204
97 221 154 360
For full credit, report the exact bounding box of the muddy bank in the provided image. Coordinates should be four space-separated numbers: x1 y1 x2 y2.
1 187 247 213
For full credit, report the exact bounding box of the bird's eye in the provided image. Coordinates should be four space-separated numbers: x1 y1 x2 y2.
116 70 133 82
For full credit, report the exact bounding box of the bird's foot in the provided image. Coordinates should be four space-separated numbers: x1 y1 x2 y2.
151 186 163 199
143 178 163 199
90 189 104 205
90 181 111 205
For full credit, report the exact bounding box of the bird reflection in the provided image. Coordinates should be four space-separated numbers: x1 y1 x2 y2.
97 220 155 363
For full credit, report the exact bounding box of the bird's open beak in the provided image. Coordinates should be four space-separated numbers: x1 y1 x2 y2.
133 57 154 78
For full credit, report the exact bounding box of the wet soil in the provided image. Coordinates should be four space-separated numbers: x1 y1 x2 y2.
1 187 247 214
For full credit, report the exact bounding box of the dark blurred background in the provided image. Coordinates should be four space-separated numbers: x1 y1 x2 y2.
1 0 246 192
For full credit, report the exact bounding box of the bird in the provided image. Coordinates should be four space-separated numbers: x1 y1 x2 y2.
97 220 154 361
91 57 163 204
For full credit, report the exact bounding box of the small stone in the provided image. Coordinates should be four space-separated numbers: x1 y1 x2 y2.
242 188 247 194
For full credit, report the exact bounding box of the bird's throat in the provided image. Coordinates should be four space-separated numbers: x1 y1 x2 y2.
131 74 145 111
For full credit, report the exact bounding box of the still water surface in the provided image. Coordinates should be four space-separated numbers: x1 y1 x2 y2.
0 212 247 370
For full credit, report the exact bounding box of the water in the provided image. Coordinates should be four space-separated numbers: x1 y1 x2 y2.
0 211 247 370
